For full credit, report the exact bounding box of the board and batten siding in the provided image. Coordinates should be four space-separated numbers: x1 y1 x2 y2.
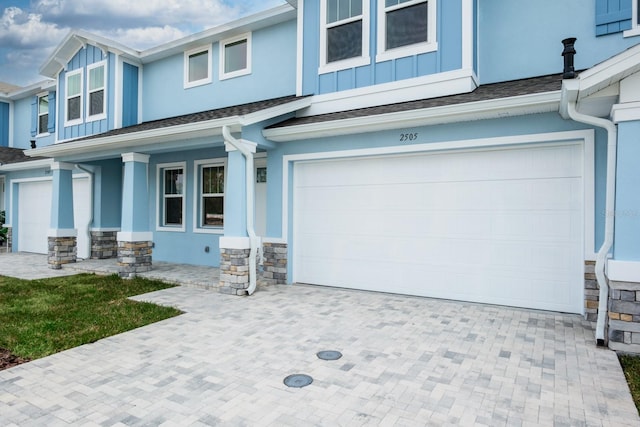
122 63 139 127
0 102 8 147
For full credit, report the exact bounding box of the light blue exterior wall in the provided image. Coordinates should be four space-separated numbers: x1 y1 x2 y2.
50 167 75 230
91 159 122 229
12 97 31 149
478 0 640 84
141 21 298 121
0 102 8 147
57 47 115 140
613 120 640 260
303 0 464 95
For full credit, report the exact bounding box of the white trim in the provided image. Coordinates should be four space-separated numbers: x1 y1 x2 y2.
47 228 77 238
184 45 213 89
117 231 153 242
607 260 640 282
0 159 53 172
262 236 287 245
90 227 120 232
8 99 14 148
461 0 473 70
36 91 50 136
279 130 595 249
296 0 304 96
122 152 150 163
64 68 83 126
624 0 640 37
55 70 61 143
611 101 640 123
219 32 252 80
137 62 143 124
583 134 596 261
300 69 477 116
375 0 436 63
86 60 107 122
114 54 122 129
219 236 251 249
156 161 187 232
265 90 559 142
51 161 75 171
319 0 371 74
193 158 227 235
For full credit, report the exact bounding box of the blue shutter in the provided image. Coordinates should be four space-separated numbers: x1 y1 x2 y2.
596 0 633 36
47 91 56 133
30 96 37 137
0 102 9 147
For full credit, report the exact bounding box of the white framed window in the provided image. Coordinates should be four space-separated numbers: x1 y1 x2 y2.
193 159 226 234
219 33 252 80
319 0 370 74
625 0 640 37
37 93 49 135
87 61 106 121
376 0 437 62
157 162 186 232
184 45 212 88
65 69 83 126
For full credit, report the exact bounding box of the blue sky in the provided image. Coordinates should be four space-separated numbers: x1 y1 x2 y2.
0 0 285 87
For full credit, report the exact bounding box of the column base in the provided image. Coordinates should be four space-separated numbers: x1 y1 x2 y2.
262 242 288 285
48 236 77 269
219 248 253 296
608 280 640 353
117 240 152 278
91 230 118 259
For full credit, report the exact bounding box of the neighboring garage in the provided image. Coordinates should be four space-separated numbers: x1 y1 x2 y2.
17 177 91 257
293 142 585 314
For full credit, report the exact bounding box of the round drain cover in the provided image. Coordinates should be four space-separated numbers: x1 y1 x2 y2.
317 350 343 361
283 374 313 388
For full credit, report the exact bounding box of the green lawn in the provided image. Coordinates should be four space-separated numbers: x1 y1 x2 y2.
620 354 640 412
0 273 182 360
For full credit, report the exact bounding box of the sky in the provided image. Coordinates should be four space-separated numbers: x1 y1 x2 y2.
0 0 286 88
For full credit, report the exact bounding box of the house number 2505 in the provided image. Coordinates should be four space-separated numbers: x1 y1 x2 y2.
400 133 418 142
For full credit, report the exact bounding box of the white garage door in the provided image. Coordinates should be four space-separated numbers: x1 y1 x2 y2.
18 178 91 256
293 143 584 313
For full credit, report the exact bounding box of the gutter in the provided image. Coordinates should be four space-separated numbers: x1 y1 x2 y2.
222 125 259 296
75 164 96 259
565 101 617 346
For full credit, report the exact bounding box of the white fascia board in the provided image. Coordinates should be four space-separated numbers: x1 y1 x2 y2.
575 43 640 99
559 79 580 119
301 69 478 116
141 5 295 63
5 80 56 100
264 91 561 142
0 159 53 172
238 97 312 126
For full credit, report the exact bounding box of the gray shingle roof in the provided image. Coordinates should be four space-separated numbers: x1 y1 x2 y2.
268 74 564 129
0 147 36 165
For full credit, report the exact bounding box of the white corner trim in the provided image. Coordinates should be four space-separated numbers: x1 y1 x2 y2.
117 231 153 242
48 228 77 238
225 139 257 153
122 152 150 163
219 236 252 249
461 0 474 70
607 260 640 282
296 0 304 96
611 101 640 123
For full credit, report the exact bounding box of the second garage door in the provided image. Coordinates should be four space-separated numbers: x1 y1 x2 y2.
293 143 585 313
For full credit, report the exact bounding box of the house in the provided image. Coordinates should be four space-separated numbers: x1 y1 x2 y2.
1 0 640 353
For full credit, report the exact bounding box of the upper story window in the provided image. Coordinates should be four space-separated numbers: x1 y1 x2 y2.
320 0 370 73
37 94 49 135
377 0 437 61
194 159 225 233
65 69 83 126
157 162 186 231
220 33 252 80
184 46 212 88
87 61 106 120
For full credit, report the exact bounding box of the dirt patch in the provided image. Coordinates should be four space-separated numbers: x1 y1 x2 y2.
0 347 30 371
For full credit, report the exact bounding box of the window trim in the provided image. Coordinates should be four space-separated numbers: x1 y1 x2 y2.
184 45 213 89
36 92 49 136
65 69 83 127
193 158 227 234
624 0 640 37
156 161 187 232
319 0 371 74
219 33 252 80
376 0 437 62
86 60 107 122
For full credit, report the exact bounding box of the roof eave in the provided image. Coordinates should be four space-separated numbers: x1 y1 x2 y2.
263 91 562 142
0 158 53 172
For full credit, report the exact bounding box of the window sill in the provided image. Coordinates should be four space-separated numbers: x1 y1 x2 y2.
86 114 106 123
624 27 640 38
193 227 225 235
64 119 83 127
36 132 51 138
156 226 186 233
376 42 438 63
184 78 212 89
219 69 251 81
319 56 371 74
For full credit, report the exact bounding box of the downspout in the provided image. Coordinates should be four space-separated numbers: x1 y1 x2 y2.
566 102 617 346
222 125 259 296
75 164 95 260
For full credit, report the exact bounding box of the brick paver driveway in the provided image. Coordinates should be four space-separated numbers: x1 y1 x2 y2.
0 283 638 426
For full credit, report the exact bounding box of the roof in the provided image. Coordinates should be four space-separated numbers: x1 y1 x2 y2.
0 147 37 165
270 73 564 129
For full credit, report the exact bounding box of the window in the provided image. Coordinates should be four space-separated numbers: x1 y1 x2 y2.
157 162 186 231
87 62 106 120
320 0 370 73
37 94 48 135
184 46 212 88
194 159 225 233
65 69 83 125
377 0 437 61
220 33 252 80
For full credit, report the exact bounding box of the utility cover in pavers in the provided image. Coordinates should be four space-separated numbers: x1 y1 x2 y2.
283 374 313 388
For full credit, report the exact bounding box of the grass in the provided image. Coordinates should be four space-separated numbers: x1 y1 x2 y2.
620 354 640 412
0 273 182 360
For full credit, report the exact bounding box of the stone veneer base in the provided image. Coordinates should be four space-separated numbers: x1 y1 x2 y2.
219 248 252 296
91 230 118 259
48 236 77 270
584 261 598 322
118 241 152 278
262 242 287 285
608 280 640 353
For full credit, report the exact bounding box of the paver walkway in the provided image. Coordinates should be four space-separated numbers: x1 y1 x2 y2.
0 268 638 426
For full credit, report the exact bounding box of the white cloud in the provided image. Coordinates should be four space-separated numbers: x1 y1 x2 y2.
0 6 67 49
97 26 190 51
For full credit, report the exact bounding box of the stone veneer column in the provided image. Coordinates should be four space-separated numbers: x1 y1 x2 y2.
262 240 287 285
48 162 77 269
90 230 118 259
118 240 152 278
607 280 640 353
48 235 77 269
584 261 598 322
